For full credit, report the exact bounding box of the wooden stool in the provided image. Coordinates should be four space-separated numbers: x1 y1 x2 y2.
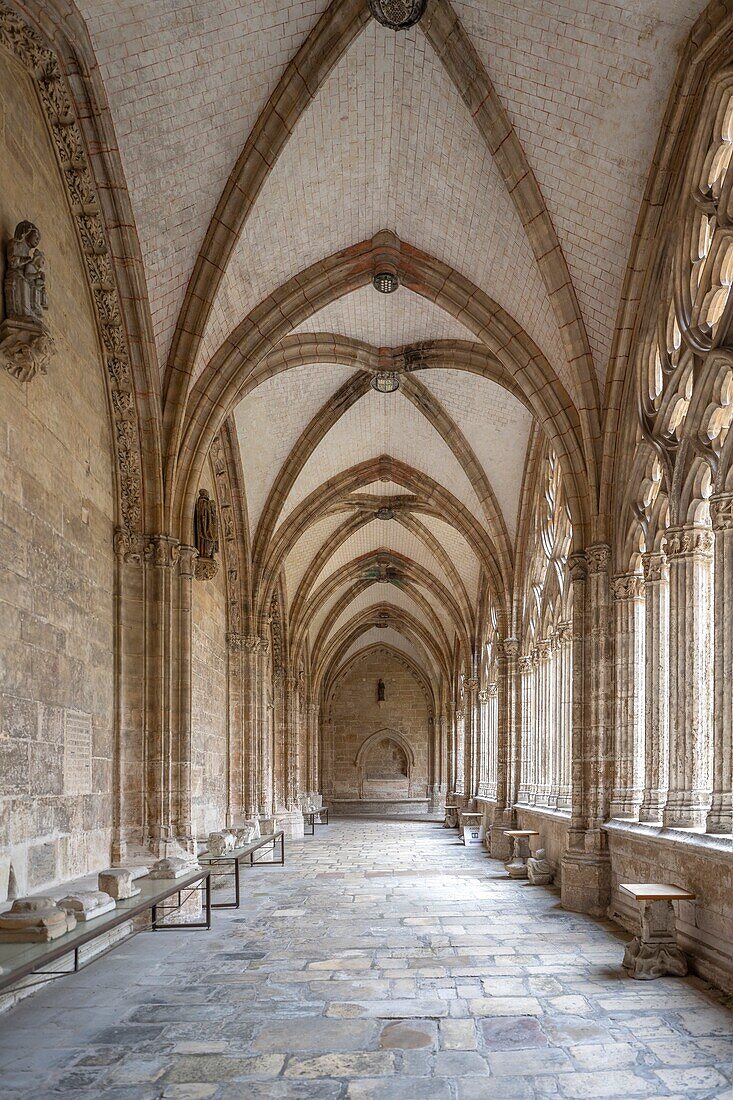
620 883 696 980
503 830 539 878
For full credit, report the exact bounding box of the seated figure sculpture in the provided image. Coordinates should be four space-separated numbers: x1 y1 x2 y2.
527 848 553 885
0 897 76 942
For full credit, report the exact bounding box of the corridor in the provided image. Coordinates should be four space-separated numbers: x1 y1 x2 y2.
0 819 731 1099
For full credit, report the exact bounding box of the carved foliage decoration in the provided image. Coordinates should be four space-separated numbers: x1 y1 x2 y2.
0 4 142 534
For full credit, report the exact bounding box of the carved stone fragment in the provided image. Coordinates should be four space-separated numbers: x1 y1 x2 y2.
0 896 75 941
1 222 55 381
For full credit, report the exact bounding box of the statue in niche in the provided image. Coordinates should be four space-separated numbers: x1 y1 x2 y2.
377 678 386 703
194 487 219 580
1 221 55 382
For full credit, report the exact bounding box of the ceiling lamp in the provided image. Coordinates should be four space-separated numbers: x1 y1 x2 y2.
372 270 398 294
369 0 427 30
371 371 400 394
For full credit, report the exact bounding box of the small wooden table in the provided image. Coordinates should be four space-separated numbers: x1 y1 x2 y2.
443 804 459 829
620 883 696 980
460 812 485 846
503 830 540 878
303 808 329 835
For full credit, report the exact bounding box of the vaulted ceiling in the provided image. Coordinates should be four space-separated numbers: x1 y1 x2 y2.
79 0 708 690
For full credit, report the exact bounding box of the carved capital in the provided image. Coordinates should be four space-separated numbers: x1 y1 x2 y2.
710 492 733 531
585 543 610 574
518 654 535 673
464 677 480 694
478 689 489 703
488 682 498 698
499 636 519 658
178 545 197 577
227 632 245 652
244 634 262 653
664 525 714 559
144 535 180 569
641 552 667 584
612 572 645 600
536 638 552 661
556 620 573 643
567 552 587 583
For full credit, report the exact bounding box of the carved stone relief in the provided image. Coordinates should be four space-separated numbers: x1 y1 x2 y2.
1 221 55 381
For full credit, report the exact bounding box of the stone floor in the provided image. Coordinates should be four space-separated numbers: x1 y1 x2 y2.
0 818 732 1099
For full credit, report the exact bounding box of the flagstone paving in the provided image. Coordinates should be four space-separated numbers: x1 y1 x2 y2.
0 818 731 1098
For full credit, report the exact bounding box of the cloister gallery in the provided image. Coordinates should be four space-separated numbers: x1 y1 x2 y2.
0 0 732 1096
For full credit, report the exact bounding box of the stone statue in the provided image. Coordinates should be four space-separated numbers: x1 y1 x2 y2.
194 488 219 560
5 221 47 321
194 487 219 579
377 678 386 703
527 848 553 885
1 221 55 382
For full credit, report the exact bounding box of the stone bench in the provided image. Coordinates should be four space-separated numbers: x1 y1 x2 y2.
620 883 696 980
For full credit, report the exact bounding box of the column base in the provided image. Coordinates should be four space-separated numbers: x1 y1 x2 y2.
706 795 732 835
560 850 611 916
622 936 688 980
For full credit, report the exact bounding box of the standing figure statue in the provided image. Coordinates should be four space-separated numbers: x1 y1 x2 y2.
5 221 47 322
194 488 219 561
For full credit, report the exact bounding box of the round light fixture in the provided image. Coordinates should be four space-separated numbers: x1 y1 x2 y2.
371 371 400 394
369 0 427 30
372 270 399 294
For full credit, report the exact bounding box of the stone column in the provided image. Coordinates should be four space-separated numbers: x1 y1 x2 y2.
517 655 534 804
477 689 489 798
464 677 480 799
257 639 272 817
663 525 714 829
561 546 612 916
173 544 196 851
489 637 518 859
242 636 261 819
310 702 320 795
639 553 669 823
225 632 245 827
487 684 499 801
454 705 465 798
610 572 645 819
556 622 573 811
535 638 553 805
708 493 733 834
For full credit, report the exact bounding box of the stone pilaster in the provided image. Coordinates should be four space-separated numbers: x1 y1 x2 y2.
454 704 465 797
610 573 645 819
639 553 669 823
173 544 197 852
708 494 733 834
242 636 261 819
663 525 714 829
225 631 245 826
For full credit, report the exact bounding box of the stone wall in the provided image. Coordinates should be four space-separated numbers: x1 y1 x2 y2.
605 822 733 995
0 50 115 898
191 464 228 837
323 647 431 805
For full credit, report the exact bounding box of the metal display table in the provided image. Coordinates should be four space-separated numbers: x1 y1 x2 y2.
198 831 285 909
303 808 329 836
0 866 212 996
